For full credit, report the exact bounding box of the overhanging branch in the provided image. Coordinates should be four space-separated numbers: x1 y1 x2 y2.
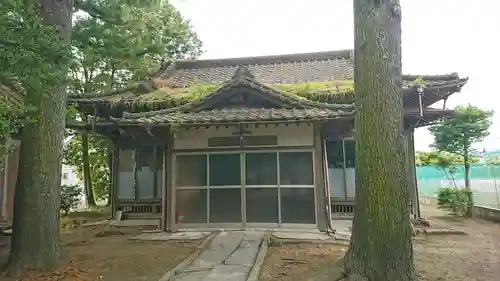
74 0 125 25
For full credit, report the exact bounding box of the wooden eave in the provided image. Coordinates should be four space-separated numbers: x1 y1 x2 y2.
68 77 468 120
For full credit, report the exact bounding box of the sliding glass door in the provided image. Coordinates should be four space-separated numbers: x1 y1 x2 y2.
174 152 242 225
279 152 316 225
245 152 279 225
174 150 316 228
208 153 242 223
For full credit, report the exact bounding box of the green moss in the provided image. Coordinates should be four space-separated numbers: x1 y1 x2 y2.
411 77 424 86
272 81 354 102
272 80 353 95
105 80 354 107
142 83 220 101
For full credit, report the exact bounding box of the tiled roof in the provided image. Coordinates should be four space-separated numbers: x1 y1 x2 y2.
112 108 352 124
67 107 455 130
120 67 354 120
159 50 355 87
159 50 466 89
105 107 453 125
68 50 468 118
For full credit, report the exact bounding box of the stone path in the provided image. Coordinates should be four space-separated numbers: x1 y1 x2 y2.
173 231 265 281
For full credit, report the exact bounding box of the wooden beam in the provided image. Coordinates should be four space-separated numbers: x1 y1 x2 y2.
407 128 420 218
110 141 120 219
162 136 175 232
133 149 138 201
313 123 327 232
152 146 158 201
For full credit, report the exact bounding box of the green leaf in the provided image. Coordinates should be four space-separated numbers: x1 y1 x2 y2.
428 104 494 158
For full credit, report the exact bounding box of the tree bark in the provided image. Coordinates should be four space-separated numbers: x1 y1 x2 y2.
463 154 473 217
81 116 96 207
5 0 74 276
316 0 417 280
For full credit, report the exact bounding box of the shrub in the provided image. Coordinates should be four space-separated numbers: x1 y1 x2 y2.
61 184 82 216
437 187 473 216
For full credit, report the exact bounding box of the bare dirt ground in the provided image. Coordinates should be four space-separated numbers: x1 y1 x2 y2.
0 217 200 281
259 205 500 281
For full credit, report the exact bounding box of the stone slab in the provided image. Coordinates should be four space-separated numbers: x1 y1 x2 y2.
82 220 110 227
242 231 266 241
204 265 250 281
424 228 467 235
173 270 209 281
186 232 244 270
170 231 265 281
224 240 261 266
273 231 334 241
333 232 351 241
109 219 159 227
130 232 210 241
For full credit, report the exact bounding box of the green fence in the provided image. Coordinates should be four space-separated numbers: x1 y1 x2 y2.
417 165 500 208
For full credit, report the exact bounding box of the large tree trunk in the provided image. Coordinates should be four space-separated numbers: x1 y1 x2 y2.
463 155 473 217
314 1 416 280
346 0 416 280
5 0 74 276
81 118 96 207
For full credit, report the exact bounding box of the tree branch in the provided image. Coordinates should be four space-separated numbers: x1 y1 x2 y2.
74 0 125 25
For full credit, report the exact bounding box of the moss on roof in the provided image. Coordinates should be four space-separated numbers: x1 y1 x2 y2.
100 80 355 106
272 81 354 101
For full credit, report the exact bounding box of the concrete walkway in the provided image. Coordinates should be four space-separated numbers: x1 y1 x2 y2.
173 231 265 281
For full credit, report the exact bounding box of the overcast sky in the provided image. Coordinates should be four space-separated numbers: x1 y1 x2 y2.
171 0 500 152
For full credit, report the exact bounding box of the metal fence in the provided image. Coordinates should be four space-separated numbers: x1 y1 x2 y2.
417 165 500 209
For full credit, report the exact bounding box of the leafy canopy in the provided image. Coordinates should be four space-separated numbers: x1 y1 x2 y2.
415 151 472 168
69 0 202 94
64 135 111 200
65 0 202 202
0 0 69 165
488 156 500 166
428 104 493 159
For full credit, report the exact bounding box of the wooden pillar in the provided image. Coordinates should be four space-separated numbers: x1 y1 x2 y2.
313 124 327 232
133 149 138 200
1 154 8 220
161 136 175 232
152 146 158 201
407 128 420 218
110 140 120 219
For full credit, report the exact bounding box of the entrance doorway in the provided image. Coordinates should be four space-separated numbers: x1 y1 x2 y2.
174 150 316 228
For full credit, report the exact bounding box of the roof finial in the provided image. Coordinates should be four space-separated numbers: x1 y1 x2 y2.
232 65 254 80
159 57 172 71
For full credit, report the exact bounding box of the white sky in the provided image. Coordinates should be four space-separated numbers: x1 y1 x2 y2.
171 0 500 152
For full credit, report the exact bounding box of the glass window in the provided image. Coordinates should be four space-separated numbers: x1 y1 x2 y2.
279 152 314 186
326 140 356 168
245 153 277 186
118 149 135 199
209 188 241 223
176 189 207 223
209 154 241 186
176 154 207 187
136 147 155 199
280 188 316 224
246 188 278 223
344 140 356 168
326 141 344 168
156 148 163 198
